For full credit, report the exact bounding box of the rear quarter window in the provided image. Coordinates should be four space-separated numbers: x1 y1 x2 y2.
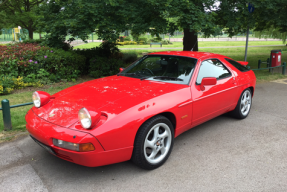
225 58 250 72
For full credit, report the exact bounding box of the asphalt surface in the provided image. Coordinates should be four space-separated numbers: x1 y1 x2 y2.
0 80 287 192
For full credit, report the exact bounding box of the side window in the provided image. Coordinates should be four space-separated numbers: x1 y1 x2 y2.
225 58 250 72
196 59 231 84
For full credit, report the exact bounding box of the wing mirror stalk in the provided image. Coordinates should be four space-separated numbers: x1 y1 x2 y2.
200 77 217 91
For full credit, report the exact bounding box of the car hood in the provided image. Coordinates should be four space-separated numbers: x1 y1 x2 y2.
32 76 187 128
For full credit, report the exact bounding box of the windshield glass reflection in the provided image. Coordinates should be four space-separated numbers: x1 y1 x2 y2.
120 55 197 85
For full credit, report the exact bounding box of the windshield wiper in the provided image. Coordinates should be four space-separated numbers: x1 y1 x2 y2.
152 76 183 81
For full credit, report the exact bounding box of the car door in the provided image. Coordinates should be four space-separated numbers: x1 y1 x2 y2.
191 58 239 127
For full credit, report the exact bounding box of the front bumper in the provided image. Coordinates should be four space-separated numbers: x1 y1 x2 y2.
25 109 133 167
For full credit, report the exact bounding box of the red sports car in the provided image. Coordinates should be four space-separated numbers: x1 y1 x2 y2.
26 51 256 170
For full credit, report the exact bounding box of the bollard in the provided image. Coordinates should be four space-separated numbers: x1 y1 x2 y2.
1 99 12 131
258 60 261 69
267 58 272 73
283 62 286 75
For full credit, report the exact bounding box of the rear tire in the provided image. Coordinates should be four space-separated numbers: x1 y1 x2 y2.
230 88 252 119
132 115 174 170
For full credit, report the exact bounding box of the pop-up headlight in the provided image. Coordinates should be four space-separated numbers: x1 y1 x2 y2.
78 107 101 129
32 91 51 108
78 108 92 129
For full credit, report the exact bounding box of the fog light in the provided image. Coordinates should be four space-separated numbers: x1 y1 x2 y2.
53 139 95 152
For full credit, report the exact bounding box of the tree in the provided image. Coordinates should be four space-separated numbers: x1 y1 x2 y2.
0 0 44 39
32 0 287 50
164 0 218 51
215 0 287 42
254 28 287 44
37 0 222 50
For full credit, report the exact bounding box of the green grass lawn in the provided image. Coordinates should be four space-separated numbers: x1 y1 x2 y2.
0 78 94 133
74 41 285 49
1 45 286 135
121 46 287 70
120 46 287 82
0 86 70 132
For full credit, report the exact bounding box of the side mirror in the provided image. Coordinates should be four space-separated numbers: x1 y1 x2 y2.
119 68 125 72
237 61 248 66
200 77 217 91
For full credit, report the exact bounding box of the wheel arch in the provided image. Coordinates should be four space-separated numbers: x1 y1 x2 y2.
157 112 177 130
248 86 254 97
134 111 177 141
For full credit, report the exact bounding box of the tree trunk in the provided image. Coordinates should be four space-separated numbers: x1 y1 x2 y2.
28 29 33 39
28 27 33 39
183 28 198 51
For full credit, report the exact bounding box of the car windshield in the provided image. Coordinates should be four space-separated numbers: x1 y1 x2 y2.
119 55 197 85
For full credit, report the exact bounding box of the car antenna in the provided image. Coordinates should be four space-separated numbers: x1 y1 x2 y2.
191 39 198 51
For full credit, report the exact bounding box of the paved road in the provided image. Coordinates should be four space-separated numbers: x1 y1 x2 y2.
1 81 287 192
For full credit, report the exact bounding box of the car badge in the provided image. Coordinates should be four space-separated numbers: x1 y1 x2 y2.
49 114 55 118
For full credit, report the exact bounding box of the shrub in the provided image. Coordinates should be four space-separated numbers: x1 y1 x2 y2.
73 48 99 75
117 41 137 45
89 57 125 78
122 52 138 65
0 43 84 94
0 76 43 95
138 37 147 42
34 48 84 81
74 41 122 74
150 37 162 42
22 39 45 45
161 39 172 45
119 36 126 42
124 36 131 41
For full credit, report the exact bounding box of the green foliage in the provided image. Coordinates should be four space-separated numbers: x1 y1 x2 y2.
86 43 137 78
0 43 84 94
0 0 43 39
122 52 138 64
22 38 45 44
124 36 131 41
74 42 122 74
89 57 125 78
117 41 138 45
37 0 220 48
35 0 287 51
215 0 287 41
161 39 171 45
138 37 147 42
0 76 42 95
150 37 162 42
254 28 287 44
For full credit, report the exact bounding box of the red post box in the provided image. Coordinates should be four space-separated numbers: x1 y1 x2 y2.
271 50 282 67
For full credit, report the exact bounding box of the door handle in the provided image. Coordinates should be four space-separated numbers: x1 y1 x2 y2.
231 78 236 84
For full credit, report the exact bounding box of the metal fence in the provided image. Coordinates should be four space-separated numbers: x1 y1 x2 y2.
2 28 281 45
0 28 29 43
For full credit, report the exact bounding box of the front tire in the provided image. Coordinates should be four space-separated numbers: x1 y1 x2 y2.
132 115 174 170
231 88 252 119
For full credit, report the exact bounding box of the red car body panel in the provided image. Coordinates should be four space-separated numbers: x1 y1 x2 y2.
26 51 256 167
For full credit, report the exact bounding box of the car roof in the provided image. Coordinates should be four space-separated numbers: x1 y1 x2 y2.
148 51 226 60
